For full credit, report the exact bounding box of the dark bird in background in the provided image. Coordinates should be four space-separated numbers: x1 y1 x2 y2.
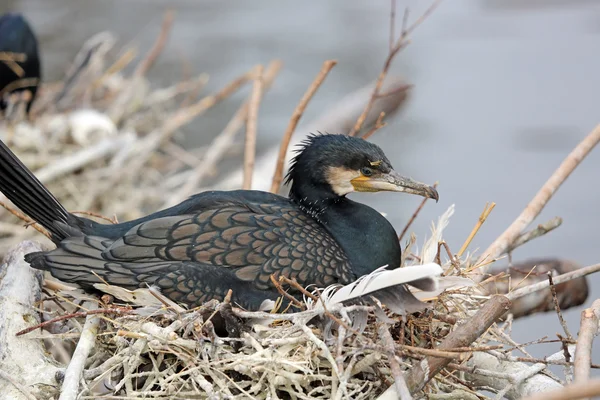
0 13 41 115
0 133 438 310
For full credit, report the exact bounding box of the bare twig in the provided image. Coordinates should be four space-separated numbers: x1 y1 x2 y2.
269 60 337 193
378 323 412 400
398 182 438 242
58 301 100 400
242 65 264 190
16 307 133 336
71 210 118 224
0 200 51 239
123 69 254 174
475 123 600 281
134 10 176 76
507 263 600 301
348 1 441 136
573 299 600 384
0 52 26 77
361 111 387 140
34 134 136 184
270 274 304 309
164 60 282 207
548 273 573 340
389 0 397 53
484 258 589 319
0 52 27 62
507 216 563 253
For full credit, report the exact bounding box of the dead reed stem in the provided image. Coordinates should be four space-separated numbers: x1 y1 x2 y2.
458 202 495 257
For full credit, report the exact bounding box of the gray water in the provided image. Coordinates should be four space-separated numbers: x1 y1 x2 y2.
3 0 600 369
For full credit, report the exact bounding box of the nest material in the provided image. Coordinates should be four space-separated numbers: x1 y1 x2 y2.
0 30 230 256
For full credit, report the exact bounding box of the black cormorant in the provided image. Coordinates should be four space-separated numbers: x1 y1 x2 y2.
0 13 41 114
0 133 438 310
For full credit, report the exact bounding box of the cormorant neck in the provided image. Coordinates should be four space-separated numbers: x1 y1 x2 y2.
288 180 342 212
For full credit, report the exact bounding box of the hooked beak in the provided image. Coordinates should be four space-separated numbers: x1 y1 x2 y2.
351 170 439 201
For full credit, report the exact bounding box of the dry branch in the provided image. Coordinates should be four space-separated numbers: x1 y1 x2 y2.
378 323 412 400
348 0 440 136
522 378 600 400
243 65 264 190
134 10 175 77
58 302 100 400
463 351 562 399
401 295 511 395
507 263 600 302
163 60 282 207
508 216 563 253
475 123 600 281
34 134 136 184
573 299 600 384
270 60 337 193
484 258 589 319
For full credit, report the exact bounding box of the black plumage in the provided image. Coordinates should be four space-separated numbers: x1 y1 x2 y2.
0 133 438 310
0 13 41 114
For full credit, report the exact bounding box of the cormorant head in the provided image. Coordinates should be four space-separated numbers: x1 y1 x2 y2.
286 133 438 202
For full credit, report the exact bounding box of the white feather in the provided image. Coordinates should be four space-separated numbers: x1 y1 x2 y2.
421 204 455 264
305 263 444 315
329 263 443 304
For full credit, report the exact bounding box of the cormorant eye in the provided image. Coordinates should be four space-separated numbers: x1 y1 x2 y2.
361 167 373 177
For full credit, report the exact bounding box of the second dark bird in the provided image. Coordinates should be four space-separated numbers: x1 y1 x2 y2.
0 13 41 115
0 133 438 310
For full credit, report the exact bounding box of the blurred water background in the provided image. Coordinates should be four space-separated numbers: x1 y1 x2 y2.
3 0 600 367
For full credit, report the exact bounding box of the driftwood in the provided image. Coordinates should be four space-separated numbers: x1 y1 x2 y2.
463 351 564 399
0 241 60 400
